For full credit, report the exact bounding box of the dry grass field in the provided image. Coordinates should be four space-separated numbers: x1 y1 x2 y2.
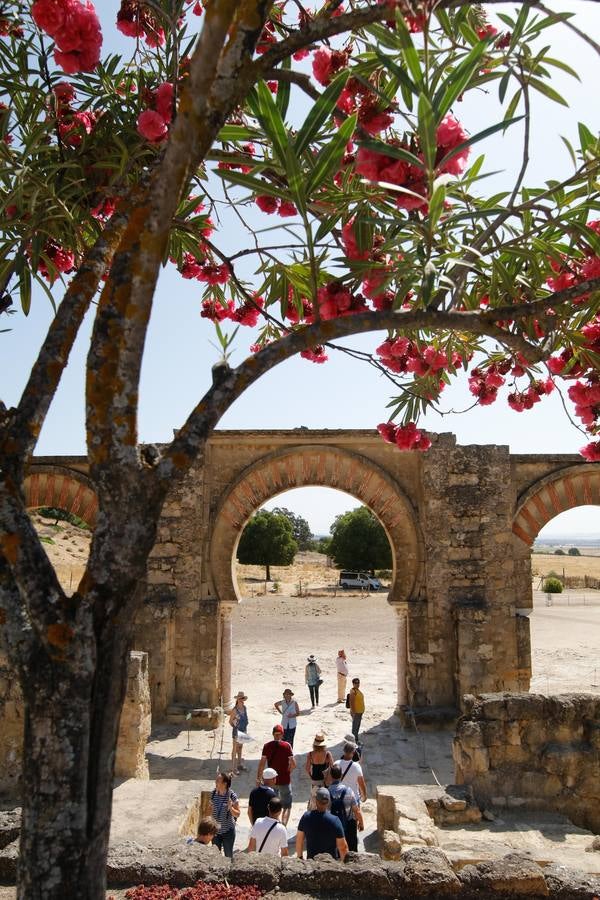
531 551 600 580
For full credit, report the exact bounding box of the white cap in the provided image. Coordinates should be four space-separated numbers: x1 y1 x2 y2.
262 767 278 780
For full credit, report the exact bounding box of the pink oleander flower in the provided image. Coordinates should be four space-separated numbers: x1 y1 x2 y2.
436 114 470 175
256 194 279 214
581 440 600 461
278 200 297 217
33 0 103 74
197 263 230 285
137 109 168 142
301 346 328 364
312 47 349 87
155 82 174 123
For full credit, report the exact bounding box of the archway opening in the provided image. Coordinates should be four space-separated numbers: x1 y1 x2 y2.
24 466 95 596
231 485 397 713
530 506 600 695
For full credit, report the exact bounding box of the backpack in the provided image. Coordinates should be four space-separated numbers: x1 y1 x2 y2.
345 692 350 708
329 784 350 830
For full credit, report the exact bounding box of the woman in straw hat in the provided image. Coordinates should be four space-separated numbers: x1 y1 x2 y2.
305 733 333 809
274 688 300 747
228 690 249 775
305 654 322 707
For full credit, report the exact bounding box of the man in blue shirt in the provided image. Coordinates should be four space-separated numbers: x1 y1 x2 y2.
295 787 348 860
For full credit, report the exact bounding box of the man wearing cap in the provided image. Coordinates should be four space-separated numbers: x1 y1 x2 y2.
336 650 348 703
334 741 367 807
349 677 365 742
295 787 348 861
248 767 278 825
274 688 300 747
257 724 296 826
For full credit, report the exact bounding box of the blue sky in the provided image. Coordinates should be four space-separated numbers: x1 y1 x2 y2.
3 2 600 535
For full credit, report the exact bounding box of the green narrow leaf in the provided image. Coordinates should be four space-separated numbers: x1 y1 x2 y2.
578 122 596 152
560 135 576 167
216 168 290 201
218 124 257 142
314 213 339 243
433 40 489 122
276 56 291 120
509 3 531 51
373 49 418 102
504 89 522 121
358 138 425 170
417 93 437 170
255 80 288 168
306 114 357 196
394 11 424 87
20 267 31 316
294 70 349 157
283 141 306 217
427 183 446 230
437 115 524 171
527 76 569 107
498 68 512 105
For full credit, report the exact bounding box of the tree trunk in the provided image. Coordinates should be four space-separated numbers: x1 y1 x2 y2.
17 608 133 899
266 563 271 581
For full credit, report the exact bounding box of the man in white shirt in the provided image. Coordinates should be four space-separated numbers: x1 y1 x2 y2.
336 649 349 703
247 797 289 856
334 741 367 804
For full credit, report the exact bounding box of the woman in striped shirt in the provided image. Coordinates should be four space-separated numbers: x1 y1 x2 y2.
210 772 240 858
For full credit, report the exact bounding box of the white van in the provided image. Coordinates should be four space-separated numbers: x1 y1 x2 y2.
339 571 382 591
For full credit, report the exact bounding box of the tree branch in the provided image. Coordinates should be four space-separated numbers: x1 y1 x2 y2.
85 0 274 483
1 203 133 474
156 306 543 482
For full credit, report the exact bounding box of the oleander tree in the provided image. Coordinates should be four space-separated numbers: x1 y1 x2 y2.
0 1 599 896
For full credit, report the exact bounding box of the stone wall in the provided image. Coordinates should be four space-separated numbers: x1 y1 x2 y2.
115 651 152 780
29 438 599 722
0 651 152 797
453 692 600 833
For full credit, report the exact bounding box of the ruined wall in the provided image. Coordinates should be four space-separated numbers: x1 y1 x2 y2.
453 692 600 833
0 651 151 796
115 651 152 780
413 439 528 710
30 437 598 722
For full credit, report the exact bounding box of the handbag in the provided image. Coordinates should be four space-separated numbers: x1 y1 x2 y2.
317 678 323 686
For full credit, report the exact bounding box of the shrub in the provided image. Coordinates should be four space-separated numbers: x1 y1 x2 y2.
568 547 581 556
543 577 563 593
554 548 565 555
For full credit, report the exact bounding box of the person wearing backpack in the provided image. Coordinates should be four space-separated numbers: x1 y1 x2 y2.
327 764 364 852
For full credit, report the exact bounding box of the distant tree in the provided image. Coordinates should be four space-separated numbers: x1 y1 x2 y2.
237 510 298 581
270 507 314 551
554 549 566 555
316 536 332 557
329 507 392 574
568 547 581 556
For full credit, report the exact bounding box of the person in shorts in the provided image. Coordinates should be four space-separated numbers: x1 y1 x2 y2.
256 724 295 826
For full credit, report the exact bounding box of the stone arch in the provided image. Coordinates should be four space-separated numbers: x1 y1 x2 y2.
512 463 600 545
209 444 423 608
24 465 98 528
